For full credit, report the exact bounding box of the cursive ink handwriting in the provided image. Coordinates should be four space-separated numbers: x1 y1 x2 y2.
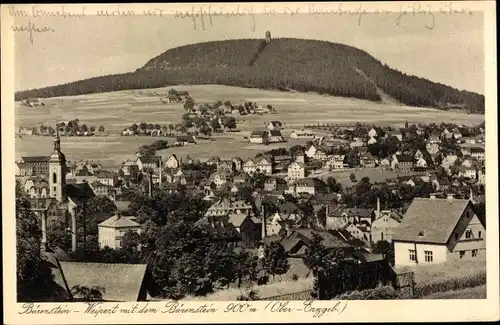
175 4 256 32
11 20 54 45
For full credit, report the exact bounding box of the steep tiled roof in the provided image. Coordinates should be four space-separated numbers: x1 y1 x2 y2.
98 215 140 228
229 213 249 228
392 198 472 244
65 183 96 205
57 262 148 301
21 156 50 162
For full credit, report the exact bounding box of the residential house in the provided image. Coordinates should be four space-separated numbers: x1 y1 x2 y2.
232 157 243 171
209 171 233 188
414 150 424 160
360 152 376 168
249 130 269 144
95 170 117 187
325 155 345 170
18 127 34 136
371 210 403 243
290 178 327 196
256 156 273 174
415 157 428 169
207 156 221 166
176 135 196 145
121 161 139 178
228 213 262 248
470 147 485 161
392 154 414 173
233 171 252 184
344 223 371 244
268 130 285 143
392 196 485 266
426 142 440 155
350 138 365 148
205 198 253 217
90 181 110 197
267 121 283 131
136 156 160 171
165 154 180 169
429 133 441 143
98 214 141 249
441 128 453 139
242 159 257 175
458 167 477 180
290 130 315 139
287 161 306 181
387 131 403 141
368 128 378 138
367 136 377 145
452 128 463 139
266 212 301 236
326 206 375 230
217 160 235 172
121 128 136 136
264 177 288 192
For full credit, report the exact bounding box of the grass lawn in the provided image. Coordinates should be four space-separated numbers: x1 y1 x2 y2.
15 85 484 168
422 285 486 299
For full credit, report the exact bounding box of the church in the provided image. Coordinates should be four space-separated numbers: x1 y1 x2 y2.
22 128 96 252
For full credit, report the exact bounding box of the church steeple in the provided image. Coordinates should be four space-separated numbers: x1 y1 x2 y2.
54 126 61 151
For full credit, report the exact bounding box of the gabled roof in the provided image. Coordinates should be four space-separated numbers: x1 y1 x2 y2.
57 262 148 301
392 198 472 244
269 130 283 137
229 213 249 227
65 183 96 205
250 130 268 137
98 215 140 228
21 156 50 162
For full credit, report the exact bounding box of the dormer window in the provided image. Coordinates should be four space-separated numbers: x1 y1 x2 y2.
418 231 425 237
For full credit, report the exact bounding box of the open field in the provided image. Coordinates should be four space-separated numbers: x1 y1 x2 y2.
15 85 484 167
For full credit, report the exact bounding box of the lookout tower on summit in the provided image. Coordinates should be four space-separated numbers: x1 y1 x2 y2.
265 31 271 43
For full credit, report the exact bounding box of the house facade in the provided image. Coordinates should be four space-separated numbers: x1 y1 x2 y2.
392 197 486 267
287 161 305 181
98 215 141 249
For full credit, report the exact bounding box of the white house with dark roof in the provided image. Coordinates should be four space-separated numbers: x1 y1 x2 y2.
98 214 141 249
392 196 485 267
249 130 269 144
165 154 180 169
268 130 285 143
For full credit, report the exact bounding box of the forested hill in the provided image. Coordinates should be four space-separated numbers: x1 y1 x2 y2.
15 38 484 113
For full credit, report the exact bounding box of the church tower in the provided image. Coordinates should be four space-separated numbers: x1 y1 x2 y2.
49 127 67 203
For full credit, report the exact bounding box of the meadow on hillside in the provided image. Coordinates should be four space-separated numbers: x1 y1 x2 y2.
15 85 485 168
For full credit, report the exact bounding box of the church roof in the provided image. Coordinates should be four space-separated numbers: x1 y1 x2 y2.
65 183 95 205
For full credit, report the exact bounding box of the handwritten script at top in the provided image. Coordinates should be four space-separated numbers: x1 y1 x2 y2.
9 3 474 45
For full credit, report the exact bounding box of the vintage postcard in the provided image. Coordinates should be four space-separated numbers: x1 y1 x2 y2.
2 1 499 324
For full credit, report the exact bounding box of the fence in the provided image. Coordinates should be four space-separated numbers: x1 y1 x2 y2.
393 271 415 298
260 289 314 301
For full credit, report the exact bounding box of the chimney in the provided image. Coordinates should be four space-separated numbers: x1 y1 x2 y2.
71 211 77 252
159 158 162 186
148 172 153 198
261 204 267 239
376 197 381 218
285 222 293 237
447 193 455 202
41 211 48 250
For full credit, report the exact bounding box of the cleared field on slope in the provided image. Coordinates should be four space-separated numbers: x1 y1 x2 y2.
15 85 484 168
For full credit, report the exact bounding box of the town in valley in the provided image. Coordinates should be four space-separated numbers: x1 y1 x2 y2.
13 23 487 303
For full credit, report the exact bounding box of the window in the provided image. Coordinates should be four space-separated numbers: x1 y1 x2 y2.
478 231 482 238
459 251 465 259
424 251 433 262
465 229 473 239
418 231 425 237
409 249 416 262
52 172 57 183
472 249 478 257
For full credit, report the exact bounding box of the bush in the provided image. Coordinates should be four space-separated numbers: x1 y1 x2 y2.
236 290 260 301
414 271 486 298
335 285 403 300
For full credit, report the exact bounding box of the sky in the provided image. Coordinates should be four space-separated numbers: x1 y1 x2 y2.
12 7 484 94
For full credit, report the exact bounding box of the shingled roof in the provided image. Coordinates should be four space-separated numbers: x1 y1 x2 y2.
98 215 140 228
65 183 96 205
392 198 472 244
57 262 149 301
21 156 50 162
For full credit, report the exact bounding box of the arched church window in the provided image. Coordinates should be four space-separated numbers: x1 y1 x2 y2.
53 172 57 183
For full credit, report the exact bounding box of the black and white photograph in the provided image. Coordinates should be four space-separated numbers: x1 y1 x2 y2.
2 1 499 323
